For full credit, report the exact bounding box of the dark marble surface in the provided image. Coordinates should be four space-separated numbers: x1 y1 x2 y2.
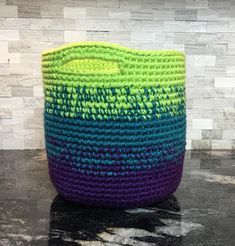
0 150 235 246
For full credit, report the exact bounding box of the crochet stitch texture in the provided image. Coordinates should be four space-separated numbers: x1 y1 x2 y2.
42 41 186 208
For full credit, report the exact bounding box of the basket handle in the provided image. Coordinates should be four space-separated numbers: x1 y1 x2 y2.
60 58 121 75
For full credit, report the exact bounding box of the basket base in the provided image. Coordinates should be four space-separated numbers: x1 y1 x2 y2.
48 154 184 209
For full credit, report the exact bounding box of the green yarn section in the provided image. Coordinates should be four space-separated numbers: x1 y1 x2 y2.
61 58 120 75
42 42 185 120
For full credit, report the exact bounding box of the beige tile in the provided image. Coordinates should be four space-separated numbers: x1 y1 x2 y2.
0 83 12 97
41 5 63 18
0 30 19 41
12 86 33 97
33 85 44 97
24 117 43 129
18 5 41 18
86 7 109 19
8 53 20 64
63 7 86 19
0 42 8 63
0 63 11 76
0 98 23 109
0 5 17 17
23 97 43 109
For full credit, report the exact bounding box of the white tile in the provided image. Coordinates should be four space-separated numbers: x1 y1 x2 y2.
223 130 235 140
109 9 130 19
64 31 87 42
229 22 235 32
142 0 164 9
207 22 229 32
186 0 208 9
187 130 202 140
214 98 234 109
97 0 119 8
164 21 207 32
87 31 109 41
131 32 154 43
131 10 153 20
193 99 214 109
163 43 184 51
109 31 131 42
153 9 175 20
192 119 213 130
165 0 186 8
214 77 235 88
194 55 216 66
186 139 192 150
227 44 235 55
3 138 25 150
226 66 235 76
198 9 228 21
211 140 233 150
76 19 120 31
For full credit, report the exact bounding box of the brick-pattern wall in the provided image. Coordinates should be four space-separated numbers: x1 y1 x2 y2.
0 0 235 149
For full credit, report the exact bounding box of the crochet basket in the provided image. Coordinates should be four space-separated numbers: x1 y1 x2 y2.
42 42 186 208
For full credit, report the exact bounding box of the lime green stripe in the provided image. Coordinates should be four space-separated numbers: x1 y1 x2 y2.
42 41 185 57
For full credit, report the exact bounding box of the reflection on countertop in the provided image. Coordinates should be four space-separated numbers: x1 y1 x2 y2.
0 150 235 246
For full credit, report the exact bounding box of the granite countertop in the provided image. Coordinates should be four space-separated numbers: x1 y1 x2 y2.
0 150 235 246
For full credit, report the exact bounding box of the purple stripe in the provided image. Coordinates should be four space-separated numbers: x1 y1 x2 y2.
48 155 184 208
47 152 184 174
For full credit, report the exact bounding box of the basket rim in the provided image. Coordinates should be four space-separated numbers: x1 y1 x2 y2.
41 41 185 57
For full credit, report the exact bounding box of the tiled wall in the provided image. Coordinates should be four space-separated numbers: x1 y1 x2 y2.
0 0 235 149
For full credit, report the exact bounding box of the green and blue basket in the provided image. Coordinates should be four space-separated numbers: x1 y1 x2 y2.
42 42 186 208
